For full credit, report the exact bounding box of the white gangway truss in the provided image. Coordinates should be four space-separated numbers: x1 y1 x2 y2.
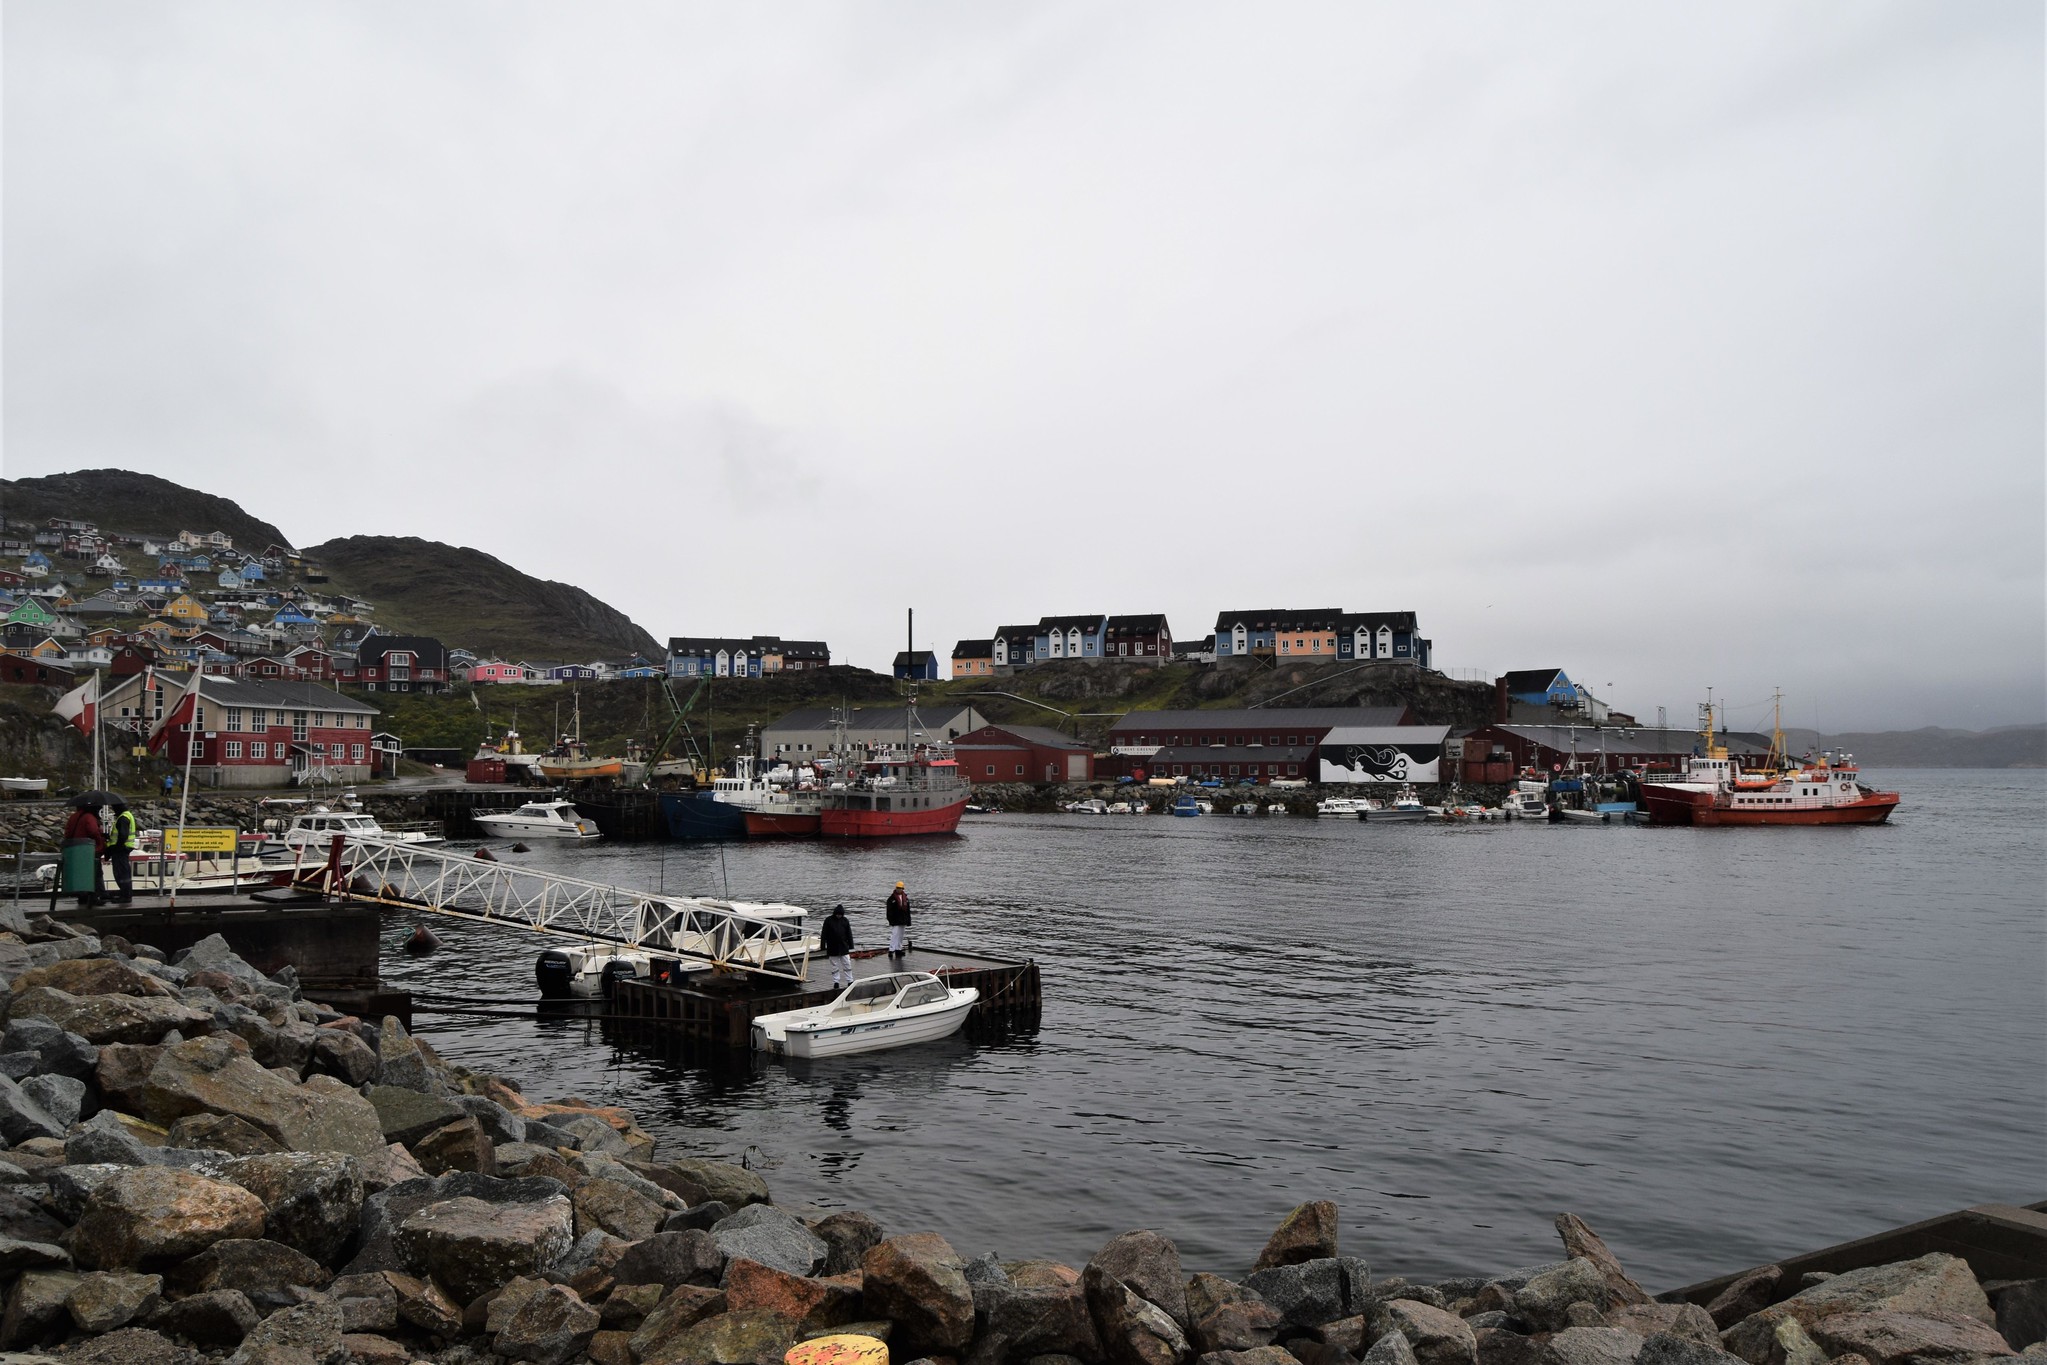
294 837 814 982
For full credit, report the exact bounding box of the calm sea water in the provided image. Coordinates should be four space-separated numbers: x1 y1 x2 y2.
378 769 2045 1289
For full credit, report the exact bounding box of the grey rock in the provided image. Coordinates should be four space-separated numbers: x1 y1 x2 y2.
373 1018 449 1096
231 1298 345 1365
608 1229 725 1288
644 1157 769 1208
571 1176 663 1240
1636 1333 1749 1365
711 1202 828 1277
522 1117 581 1151
1366 1331 1421 1365
149 1289 261 1348
966 1253 1013 1287
811 1209 883 1276
1514 1260 1612 1333
165 1239 332 1312
1367 1300 1478 1365
968 1280 1103 1365
1082 1261 1190 1365
1244 1258 1376 1330
1464 1314 1510 1332
1 1268 84 1348
223 1152 366 1264
361 1086 464 1148
2 1019 100 1079
1705 1268 1784 1331
166 1113 283 1156
46 1163 135 1220
1991 1279 2047 1352
453 1095 526 1146
0 1184 68 1244
0 1235 74 1274
1092 1229 1191 1329
663 1201 732 1234
493 1283 601 1365
567 1152 665 1204
308 1031 378 1087
550 1113 630 1157
0 1076 65 1146
0 1051 40 1082
392 1194 576 1302
1542 1327 1644 1365
59 1324 195 1365
553 1228 631 1279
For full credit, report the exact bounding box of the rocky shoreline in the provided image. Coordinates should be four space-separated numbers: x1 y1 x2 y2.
0 914 2039 1365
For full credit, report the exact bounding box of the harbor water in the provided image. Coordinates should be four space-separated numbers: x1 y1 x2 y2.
376 768 2045 1289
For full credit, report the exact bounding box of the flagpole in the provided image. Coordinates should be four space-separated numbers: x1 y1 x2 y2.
169 671 201 911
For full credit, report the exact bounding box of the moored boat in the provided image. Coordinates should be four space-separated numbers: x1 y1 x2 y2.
817 749 968 838
473 799 601 839
273 807 444 849
750 970 979 1058
1641 701 1899 827
0 777 50 797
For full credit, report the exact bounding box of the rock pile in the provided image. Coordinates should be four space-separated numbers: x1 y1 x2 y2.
0 913 2040 1365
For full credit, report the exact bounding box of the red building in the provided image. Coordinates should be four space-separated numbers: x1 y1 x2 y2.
1102 613 1173 661
100 673 380 788
953 724 1093 784
0 653 76 687
339 633 448 694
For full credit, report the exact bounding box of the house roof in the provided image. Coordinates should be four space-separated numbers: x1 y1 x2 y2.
109 673 379 714
1212 608 1347 632
360 633 447 667
893 650 937 667
1108 706 1412 734
1037 614 1105 630
1338 611 1420 632
1483 724 1773 757
1501 669 1568 694
952 639 995 657
955 723 1089 751
993 624 1036 644
1320 725 1451 744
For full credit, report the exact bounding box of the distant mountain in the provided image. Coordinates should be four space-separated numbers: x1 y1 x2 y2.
304 535 661 662
0 469 293 551
1781 725 2045 768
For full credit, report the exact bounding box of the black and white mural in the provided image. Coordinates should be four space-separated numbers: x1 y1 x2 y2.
1317 726 1447 784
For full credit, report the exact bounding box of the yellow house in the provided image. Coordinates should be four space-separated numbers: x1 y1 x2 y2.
27 637 65 659
159 593 210 623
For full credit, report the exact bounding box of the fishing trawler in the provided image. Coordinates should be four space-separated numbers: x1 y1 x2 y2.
1640 698 1900 826
818 748 968 837
536 693 625 782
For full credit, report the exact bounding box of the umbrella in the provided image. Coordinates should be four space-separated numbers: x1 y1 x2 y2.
71 789 114 809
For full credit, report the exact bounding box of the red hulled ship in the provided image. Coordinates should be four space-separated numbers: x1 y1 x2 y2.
1641 701 1899 827
818 749 969 838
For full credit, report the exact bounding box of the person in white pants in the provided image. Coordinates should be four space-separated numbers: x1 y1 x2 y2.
885 880 911 958
820 904 856 988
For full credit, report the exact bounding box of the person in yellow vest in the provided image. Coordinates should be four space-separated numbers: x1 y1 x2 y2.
105 798 138 903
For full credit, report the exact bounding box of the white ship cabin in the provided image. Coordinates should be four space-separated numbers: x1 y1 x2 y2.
1680 754 1740 786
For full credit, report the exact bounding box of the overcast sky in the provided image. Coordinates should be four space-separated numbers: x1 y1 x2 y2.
5 2 2041 731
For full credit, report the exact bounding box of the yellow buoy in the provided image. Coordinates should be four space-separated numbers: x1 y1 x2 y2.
785 1335 889 1365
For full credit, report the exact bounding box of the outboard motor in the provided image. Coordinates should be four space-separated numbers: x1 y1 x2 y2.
599 958 638 998
535 949 575 998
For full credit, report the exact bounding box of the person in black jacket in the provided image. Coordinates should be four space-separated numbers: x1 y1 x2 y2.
821 904 855 988
885 880 911 957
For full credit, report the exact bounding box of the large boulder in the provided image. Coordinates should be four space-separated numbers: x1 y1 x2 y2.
628 1284 730 1362
1556 1216 1651 1307
149 1288 261 1349
1721 1256 1998 1365
374 1016 453 1095
863 1232 975 1357
495 1283 602 1365
723 1258 861 1332
812 1210 885 1277
711 1204 828 1277
222 1152 365 1264
69 1167 268 1269
6 986 210 1045
392 1194 576 1301
1092 1230 1191 1328
1243 1258 1375 1330
640 1308 798 1365
12 958 178 998
2 1268 84 1348
1187 1274 1284 1355
1367 1300 1479 1365
165 1238 333 1310
610 1229 726 1288
2 1016 101 1078
642 1156 770 1209
1804 1311 2014 1365
25 1073 88 1127
235 1297 346 1365
138 1037 385 1157
969 1277 1104 1365
1544 1327 1647 1365
0 1074 66 1144
574 1177 665 1241
1513 1259 1613 1333
1256 1203 1340 1271
1085 1262 1192 1365
1707 1269 1785 1331
363 1086 465 1148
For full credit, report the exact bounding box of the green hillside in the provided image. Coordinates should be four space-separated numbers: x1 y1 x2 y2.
304 535 661 662
0 469 292 550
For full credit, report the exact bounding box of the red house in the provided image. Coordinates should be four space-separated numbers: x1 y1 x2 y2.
349 633 448 694
1102 613 1173 661
100 673 380 788
953 724 1093 784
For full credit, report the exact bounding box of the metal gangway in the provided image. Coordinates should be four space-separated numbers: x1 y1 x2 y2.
292 838 813 982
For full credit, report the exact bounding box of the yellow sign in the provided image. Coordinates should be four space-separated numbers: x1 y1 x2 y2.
785 1337 889 1365
161 827 238 854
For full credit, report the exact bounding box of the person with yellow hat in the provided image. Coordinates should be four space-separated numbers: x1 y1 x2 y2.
884 880 911 958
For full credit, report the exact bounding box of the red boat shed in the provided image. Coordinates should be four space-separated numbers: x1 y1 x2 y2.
953 724 1093 784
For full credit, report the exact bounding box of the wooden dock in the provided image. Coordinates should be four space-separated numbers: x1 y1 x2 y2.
611 944 1041 1049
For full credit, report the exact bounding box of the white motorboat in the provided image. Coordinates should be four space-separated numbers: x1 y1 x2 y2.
473 800 600 840
751 970 979 1059
1368 786 1429 823
0 777 50 797
1266 803 1290 815
273 806 445 849
1502 785 1550 819
1317 796 1373 818
1065 798 1109 815
535 943 650 998
1231 802 1258 816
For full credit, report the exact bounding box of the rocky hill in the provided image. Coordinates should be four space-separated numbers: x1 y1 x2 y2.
0 469 293 551
303 536 661 662
1781 724 2046 768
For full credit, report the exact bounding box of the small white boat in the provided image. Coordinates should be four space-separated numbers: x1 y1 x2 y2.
1317 796 1373 818
535 943 650 998
473 799 600 840
751 970 979 1059
1065 798 1109 815
0 777 50 797
1266 803 1289 816
1502 787 1550 819
274 807 445 849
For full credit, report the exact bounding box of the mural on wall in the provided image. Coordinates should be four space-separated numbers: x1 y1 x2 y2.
1317 726 1447 784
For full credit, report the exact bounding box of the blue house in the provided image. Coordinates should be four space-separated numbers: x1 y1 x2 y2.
550 664 598 683
1333 611 1431 667
1032 614 1108 662
218 567 245 590
892 649 940 681
240 563 265 583
991 625 1037 669
1501 669 1580 707
1212 608 1344 658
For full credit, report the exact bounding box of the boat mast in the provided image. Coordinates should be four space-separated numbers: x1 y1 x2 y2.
1769 688 1787 770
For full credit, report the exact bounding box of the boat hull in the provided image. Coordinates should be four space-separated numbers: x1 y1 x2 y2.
1643 784 1899 826
473 818 599 839
538 759 623 781
817 797 967 838
659 793 749 840
744 809 820 838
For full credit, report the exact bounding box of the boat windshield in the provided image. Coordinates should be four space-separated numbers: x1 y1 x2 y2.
844 978 899 1003
899 980 948 1007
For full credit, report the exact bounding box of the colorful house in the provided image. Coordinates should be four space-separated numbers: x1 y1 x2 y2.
951 640 995 678
99 673 378 789
1033 614 1107 661
159 594 211 624
953 724 1093 784
892 650 940 681
466 660 530 685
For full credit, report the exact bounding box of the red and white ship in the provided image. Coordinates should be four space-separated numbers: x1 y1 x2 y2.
1641 702 1900 827
818 748 969 838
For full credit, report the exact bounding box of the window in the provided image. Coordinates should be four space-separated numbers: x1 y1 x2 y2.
1228 765 1240 776
224 741 243 759
1015 764 1025 775
187 740 202 760
1288 735 1298 746
986 765 996 775
352 744 365 760
292 712 307 742
1288 764 1299 775
1269 735 1281 745
251 741 266 759
1172 764 1184 775
226 707 244 732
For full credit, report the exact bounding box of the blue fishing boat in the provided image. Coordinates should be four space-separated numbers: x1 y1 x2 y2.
1170 793 1203 817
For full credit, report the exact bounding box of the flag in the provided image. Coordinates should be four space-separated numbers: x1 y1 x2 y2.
147 669 202 756
52 674 97 736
